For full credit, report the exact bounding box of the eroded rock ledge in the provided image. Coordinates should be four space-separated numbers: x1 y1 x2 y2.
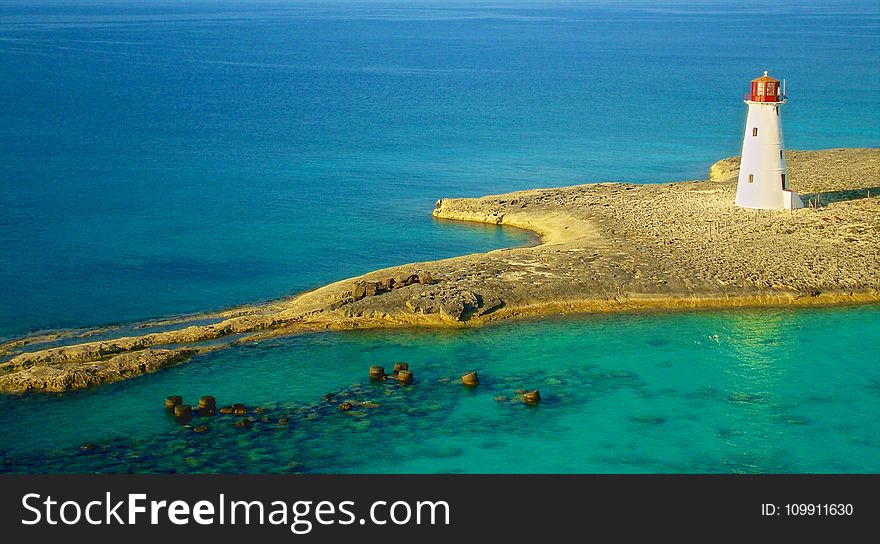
2 148 878 393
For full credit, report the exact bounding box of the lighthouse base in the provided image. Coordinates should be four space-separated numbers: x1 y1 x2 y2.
783 189 804 210
735 188 805 211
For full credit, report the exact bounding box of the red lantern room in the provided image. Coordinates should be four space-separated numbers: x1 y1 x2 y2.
749 71 782 102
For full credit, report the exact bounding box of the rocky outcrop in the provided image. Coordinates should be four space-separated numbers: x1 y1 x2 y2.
1 148 878 393
351 272 435 302
0 348 196 393
405 288 480 321
708 155 740 183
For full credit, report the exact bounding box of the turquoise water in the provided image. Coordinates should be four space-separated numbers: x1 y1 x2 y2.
1 1 878 473
2 306 878 473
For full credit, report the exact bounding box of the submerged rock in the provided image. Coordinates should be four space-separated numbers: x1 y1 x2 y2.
397 370 414 385
369 365 386 382
523 390 542 405
198 396 216 415
174 404 193 423
234 418 253 429
461 371 480 387
629 415 666 425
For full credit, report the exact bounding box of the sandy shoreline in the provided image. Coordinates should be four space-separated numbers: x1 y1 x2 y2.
2 148 878 393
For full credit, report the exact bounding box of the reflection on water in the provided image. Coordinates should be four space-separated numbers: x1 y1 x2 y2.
715 311 797 461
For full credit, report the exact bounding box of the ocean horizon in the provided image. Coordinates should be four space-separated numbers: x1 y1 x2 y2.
1 0 878 474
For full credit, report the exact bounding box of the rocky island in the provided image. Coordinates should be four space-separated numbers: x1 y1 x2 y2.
1 148 878 393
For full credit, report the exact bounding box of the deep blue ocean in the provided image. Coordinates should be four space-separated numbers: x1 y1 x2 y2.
0 1 878 473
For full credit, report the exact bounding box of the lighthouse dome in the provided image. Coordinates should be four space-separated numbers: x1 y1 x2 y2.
749 71 781 102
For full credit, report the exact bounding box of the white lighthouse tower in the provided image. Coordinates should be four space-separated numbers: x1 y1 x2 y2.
735 71 804 210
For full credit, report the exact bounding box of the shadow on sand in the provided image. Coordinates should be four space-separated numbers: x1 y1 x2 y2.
800 186 880 207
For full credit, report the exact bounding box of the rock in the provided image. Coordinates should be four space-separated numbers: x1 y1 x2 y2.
79 444 97 452
234 418 253 429
198 396 216 415
395 274 419 287
369 365 386 382
323 393 335 402
393 362 409 374
365 281 380 297
277 417 290 425
461 371 480 387
360 402 380 409
352 281 367 301
406 297 439 314
174 404 193 423
397 369 414 385
0 348 197 394
417 272 434 285
338 401 354 411
232 404 247 416
193 425 209 433
379 278 393 291
439 299 466 320
219 406 234 415
523 390 542 405
439 290 480 321
475 298 504 317
165 395 183 410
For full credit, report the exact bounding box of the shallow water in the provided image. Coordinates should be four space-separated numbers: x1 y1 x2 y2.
2 306 878 473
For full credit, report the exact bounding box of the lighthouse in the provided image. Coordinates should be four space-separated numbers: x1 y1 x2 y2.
735 71 804 210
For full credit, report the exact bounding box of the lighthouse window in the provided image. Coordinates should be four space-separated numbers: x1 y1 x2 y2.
781 174 786 188
748 174 754 184
780 150 783 159
752 127 758 137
